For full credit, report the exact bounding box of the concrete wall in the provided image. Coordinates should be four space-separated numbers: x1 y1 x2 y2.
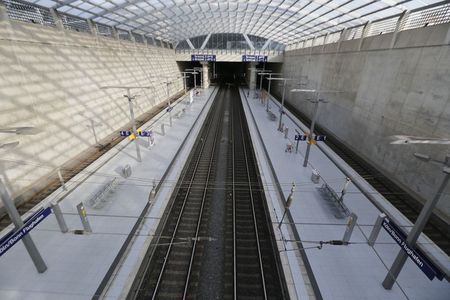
277 23 450 221
0 15 183 201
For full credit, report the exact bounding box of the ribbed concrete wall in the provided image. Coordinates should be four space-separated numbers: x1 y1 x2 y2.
0 17 183 202
278 23 450 221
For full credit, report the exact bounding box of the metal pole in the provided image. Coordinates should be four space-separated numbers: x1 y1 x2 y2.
0 179 47 273
278 80 287 131
166 83 172 127
52 202 68 233
259 73 263 95
194 73 197 89
382 171 450 289
183 75 187 93
303 99 320 167
266 75 272 112
90 119 99 144
126 88 141 162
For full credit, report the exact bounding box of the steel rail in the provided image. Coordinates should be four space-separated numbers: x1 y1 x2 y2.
230 87 237 300
182 91 225 299
236 99 268 299
151 89 223 299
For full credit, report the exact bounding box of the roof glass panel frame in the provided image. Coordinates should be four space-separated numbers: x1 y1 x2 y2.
13 0 447 46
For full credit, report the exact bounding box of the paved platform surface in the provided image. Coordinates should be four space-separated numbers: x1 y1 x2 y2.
0 87 217 300
240 88 450 300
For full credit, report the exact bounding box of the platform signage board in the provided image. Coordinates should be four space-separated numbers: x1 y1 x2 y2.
242 55 268 62
382 218 444 281
295 134 307 141
0 207 52 257
294 134 326 141
120 130 153 137
191 54 216 62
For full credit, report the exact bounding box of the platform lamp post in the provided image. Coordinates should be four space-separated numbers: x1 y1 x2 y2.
265 73 282 111
185 69 198 89
182 71 199 92
0 128 47 273
193 67 204 89
266 77 296 132
100 86 152 162
382 152 450 289
161 76 183 127
290 89 333 167
77 112 103 148
180 72 193 93
279 183 295 228
257 70 272 93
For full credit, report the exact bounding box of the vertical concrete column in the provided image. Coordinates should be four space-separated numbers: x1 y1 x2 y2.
86 19 97 36
0 2 9 23
444 24 450 45
129 30 136 44
390 10 410 49
201 62 210 89
322 33 329 52
337 28 348 52
111 26 119 40
249 62 257 91
142 34 147 46
358 21 371 51
50 8 64 31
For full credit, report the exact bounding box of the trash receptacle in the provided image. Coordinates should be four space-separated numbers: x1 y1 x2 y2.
311 169 320 184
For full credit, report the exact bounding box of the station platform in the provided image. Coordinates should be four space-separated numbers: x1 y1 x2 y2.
0 87 218 300
239 88 450 300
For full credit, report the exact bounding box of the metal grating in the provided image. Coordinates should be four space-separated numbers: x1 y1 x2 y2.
402 3 450 30
117 29 131 41
61 13 90 33
366 17 399 37
132 32 144 44
95 22 113 38
345 25 364 40
154 38 162 47
145 36 154 46
3 0 55 27
313 35 326 46
327 32 341 44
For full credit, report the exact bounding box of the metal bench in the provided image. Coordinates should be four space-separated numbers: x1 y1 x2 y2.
317 183 351 219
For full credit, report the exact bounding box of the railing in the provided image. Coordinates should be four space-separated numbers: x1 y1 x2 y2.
286 0 450 51
0 0 172 49
174 48 284 56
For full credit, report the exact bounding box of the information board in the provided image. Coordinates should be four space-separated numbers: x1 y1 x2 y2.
242 55 268 62
191 54 216 62
382 218 444 281
0 207 52 257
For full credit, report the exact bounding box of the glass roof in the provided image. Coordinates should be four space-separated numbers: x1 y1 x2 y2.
24 0 444 45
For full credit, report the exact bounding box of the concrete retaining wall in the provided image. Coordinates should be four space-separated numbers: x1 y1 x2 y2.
278 23 450 221
0 17 183 201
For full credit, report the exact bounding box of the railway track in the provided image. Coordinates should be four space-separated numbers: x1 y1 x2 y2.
130 86 287 299
276 98 450 256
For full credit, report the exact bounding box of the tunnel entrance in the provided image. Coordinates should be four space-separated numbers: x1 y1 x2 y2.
177 61 282 88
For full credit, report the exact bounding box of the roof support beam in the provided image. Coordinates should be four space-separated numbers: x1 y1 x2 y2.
186 38 195 49
200 33 211 49
261 39 271 50
243 33 255 50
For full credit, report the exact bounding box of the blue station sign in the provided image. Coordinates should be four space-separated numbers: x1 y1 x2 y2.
294 134 327 141
191 54 216 62
382 218 444 281
242 55 268 62
0 207 52 257
120 130 153 137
